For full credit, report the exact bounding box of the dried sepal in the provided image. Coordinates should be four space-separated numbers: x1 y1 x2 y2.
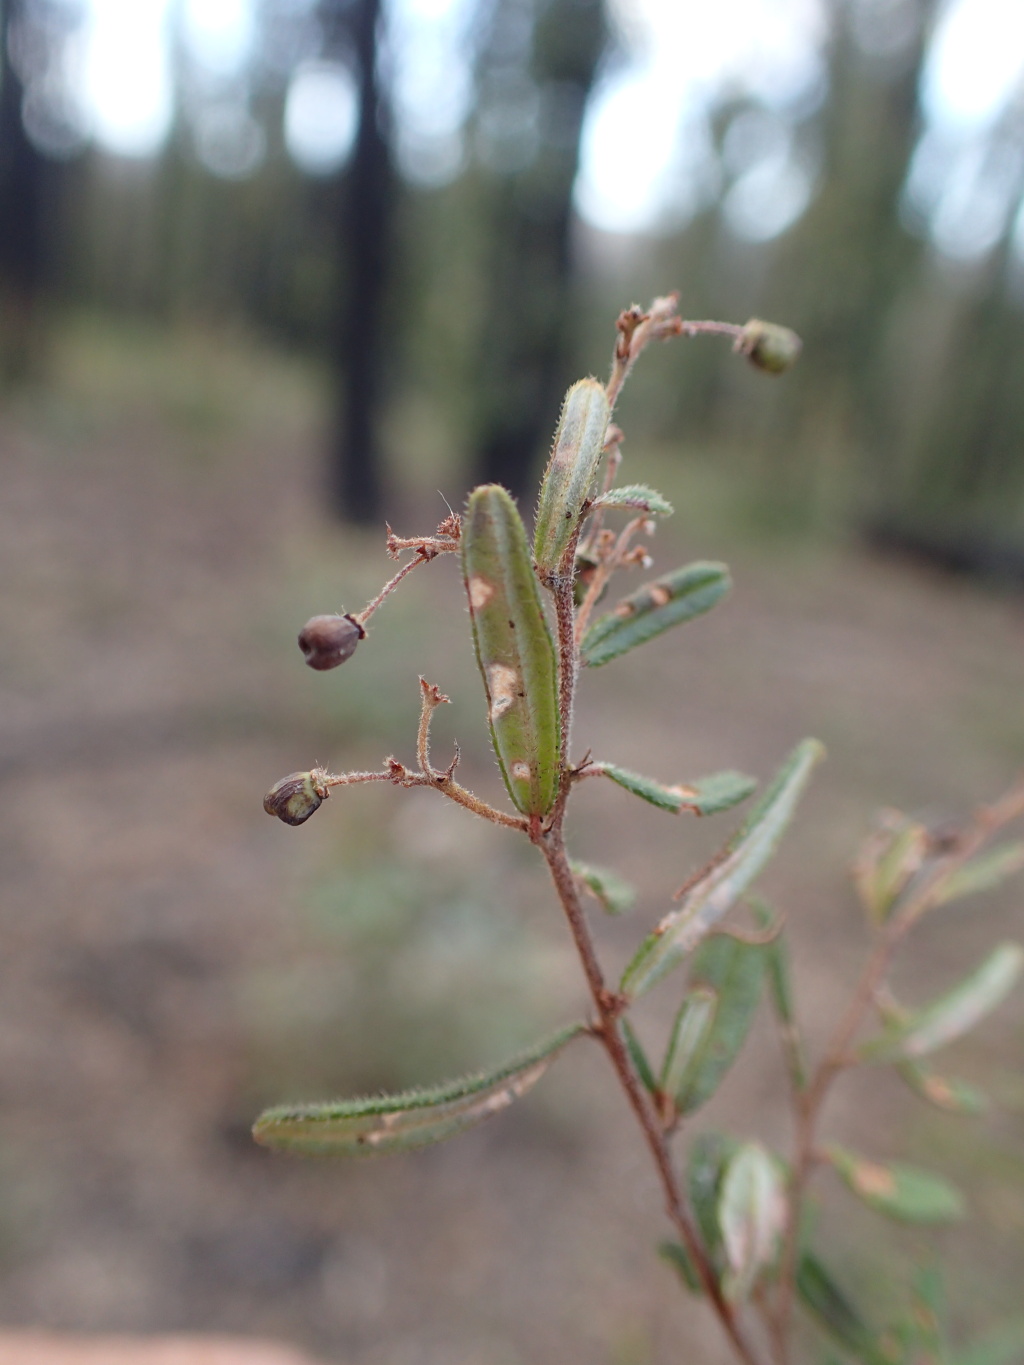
298 614 365 670
534 378 611 580
253 1023 583 1155
263 768 329 826
462 485 560 815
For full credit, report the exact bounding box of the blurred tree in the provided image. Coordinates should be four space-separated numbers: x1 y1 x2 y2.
0 0 55 378
322 0 396 523
469 0 608 497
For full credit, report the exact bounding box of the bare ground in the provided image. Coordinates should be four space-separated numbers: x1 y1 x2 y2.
0 319 1022 1365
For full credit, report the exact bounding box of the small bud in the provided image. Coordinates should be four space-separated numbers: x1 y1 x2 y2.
298 614 365 670
735 319 802 375
263 769 328 825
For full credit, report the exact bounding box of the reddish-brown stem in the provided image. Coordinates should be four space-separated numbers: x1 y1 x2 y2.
573 514 648 645
355 555 429 626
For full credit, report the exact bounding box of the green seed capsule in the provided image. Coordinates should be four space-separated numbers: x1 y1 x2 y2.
735 319 802 374
534 378 610 580
463 485 560 815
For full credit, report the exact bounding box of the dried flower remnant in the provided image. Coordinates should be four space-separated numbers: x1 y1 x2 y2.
298 613 365 670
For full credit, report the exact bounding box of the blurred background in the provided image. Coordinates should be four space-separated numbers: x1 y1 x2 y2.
1 0 1024 1361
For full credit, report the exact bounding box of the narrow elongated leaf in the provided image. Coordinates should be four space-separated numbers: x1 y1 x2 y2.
852 810 928 924
754 906 807 1091
719 1143 787 1301
936 842 1024 906
860 943 1024 1062
895 1060 987 1115
581 561 730 668
462 485 560 815
825 1145 965 1224
797 1252 882 1363
595 763 756 816
571 860 636 914
620 1017 658 1094
658 1240 703 1295
591 484 674 516
660 986 716 1100
252 1024 583 1156
534 378 610 578
621 740 823 999
668 936 766 1114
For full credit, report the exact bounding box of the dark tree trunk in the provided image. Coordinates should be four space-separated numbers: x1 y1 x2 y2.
471 0 607 498
324 0 395 523
0 0 51 378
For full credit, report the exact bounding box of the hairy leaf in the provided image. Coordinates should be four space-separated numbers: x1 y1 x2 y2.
534 378 610 578
594 763 756 816
253 1024 583 1156
571 859 636 914
462 485 560 815
687 1131 739 1274
621 739 823 999
591 483 674 516
861 943 1024 1062
825 1145 965 1224
660 986 716 1101
580 561 730 668
719 1143 787 1301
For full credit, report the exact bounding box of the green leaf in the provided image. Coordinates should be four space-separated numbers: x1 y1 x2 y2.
462 485 560 815
660 986 716 1101
852 810 928 925
658 1239 703 1296
753 905 807 1091
687 1131 738 1273
668 936 767 1114
580 561 730 668
591 484 674 516
936 842 1024 906
252 1023 584 1156
621 739 823 999
718 1142 787 1301
571 859 636 915
534 378 610 578
796 1252 883 1363
895 1060 987 1115
620 1017 658 1094
860 943 1024 1062
825 1145 965 1224
594 764 756 815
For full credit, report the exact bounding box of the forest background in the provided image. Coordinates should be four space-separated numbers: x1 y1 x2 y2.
1 0 1024 1362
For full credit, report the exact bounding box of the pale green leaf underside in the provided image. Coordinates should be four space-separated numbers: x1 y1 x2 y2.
621 739 824 999
253 1023 584 1156
936 841 1024 906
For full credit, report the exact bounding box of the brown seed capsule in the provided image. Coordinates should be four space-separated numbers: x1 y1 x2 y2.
735 319 802 375
298 614 365 670
263 769 329 825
